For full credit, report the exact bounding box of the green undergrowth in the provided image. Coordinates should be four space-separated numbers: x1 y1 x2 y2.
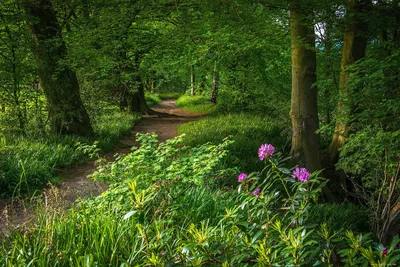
1 134 398 266
145 92 162 107
159 92 181 99
0 112 137 198
176 95 217 113
179 112 290 179
308 203 370 233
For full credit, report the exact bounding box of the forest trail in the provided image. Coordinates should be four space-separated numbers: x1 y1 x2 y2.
0 99 203 233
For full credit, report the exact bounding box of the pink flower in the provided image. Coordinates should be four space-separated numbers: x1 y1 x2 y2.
238 173 248 182
253 188 261 196
382 247 387 255
258 144 275 160
292 168 310 182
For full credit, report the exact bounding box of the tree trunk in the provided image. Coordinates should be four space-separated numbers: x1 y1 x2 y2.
128 66 154 115
129 84 151 114
22 0 93 136
190 65 195 96
198 78 205 95
327 0 369 163
210 62 218 104
289 1 321 172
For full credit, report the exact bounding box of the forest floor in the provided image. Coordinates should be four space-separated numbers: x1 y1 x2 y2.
0 99 204 233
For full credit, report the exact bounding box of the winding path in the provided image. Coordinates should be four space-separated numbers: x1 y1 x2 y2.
0 99 203 233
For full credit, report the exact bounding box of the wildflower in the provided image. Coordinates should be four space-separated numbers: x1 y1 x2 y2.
238 173 248 182
258 144 275 160
253 188 261 196
382 247 387 255
292 167 310 182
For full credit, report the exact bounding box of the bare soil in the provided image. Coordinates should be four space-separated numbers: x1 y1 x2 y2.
0 99 203 233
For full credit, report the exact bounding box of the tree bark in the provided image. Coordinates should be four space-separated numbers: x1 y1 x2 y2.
327 0 369 163
198 78 205 95
289 1 321 172
210 62 218 104
190 65 195 96
129 83 151 114
22 0 93 136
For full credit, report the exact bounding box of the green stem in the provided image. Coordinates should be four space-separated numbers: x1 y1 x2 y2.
270 160 291 198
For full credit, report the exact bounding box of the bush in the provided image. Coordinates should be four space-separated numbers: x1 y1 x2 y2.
0 111 136 197
179 112 290 176
144 92 162 107
308 203 370 233
2 136 398 266
95 111 137 151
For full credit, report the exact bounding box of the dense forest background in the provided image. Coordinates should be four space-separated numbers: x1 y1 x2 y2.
1 0 400 265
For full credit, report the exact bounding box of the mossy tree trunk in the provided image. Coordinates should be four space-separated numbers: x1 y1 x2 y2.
22 0 93 136
327 0 369 163
289 1 321 172
129 82 151 114
128 56 154 115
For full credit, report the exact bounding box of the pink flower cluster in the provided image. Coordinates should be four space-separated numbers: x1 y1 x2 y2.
238 173 247 182
292 167 310 182
258 144 275 161
253 188 261 196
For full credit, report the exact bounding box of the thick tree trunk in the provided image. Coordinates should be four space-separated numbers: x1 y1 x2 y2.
190 65 195 96
22 0 93 136
128 70 155 115
129 85 151 114
289 1 321 172
210 62 218 104
327 0 369 163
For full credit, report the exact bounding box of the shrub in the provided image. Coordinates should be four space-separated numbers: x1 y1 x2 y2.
179 113 290 176
2 136 398 266
144 92 162 107
0 111 136 197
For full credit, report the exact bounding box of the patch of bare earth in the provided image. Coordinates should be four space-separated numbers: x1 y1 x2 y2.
0 99 203 234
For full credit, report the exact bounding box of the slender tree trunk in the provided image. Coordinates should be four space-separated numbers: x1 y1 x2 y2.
210 62 218 104
22 0 93 136
327 0 369 163
198 78 205 95
289 1 321 172
190 65 195 96
150 71 156 92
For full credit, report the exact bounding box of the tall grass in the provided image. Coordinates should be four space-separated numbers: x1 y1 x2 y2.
0 112 136 197
159 92 181 99
178 112 290 177
1 135 392 266
176 95 216 113
144 92 162 107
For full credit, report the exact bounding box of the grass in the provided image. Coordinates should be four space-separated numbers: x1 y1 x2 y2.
0 111 137 198
144 92 162 107
308 203 370 233
176 95 217 113
0 135 389 266
159 92 181 99
178 112 291 178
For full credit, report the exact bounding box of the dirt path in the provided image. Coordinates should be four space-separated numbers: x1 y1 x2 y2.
0 99 203 233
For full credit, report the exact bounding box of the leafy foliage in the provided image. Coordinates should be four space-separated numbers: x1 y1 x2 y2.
179 113 290 175
0 112 135 197
2 136 399 266
176 95 216 114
